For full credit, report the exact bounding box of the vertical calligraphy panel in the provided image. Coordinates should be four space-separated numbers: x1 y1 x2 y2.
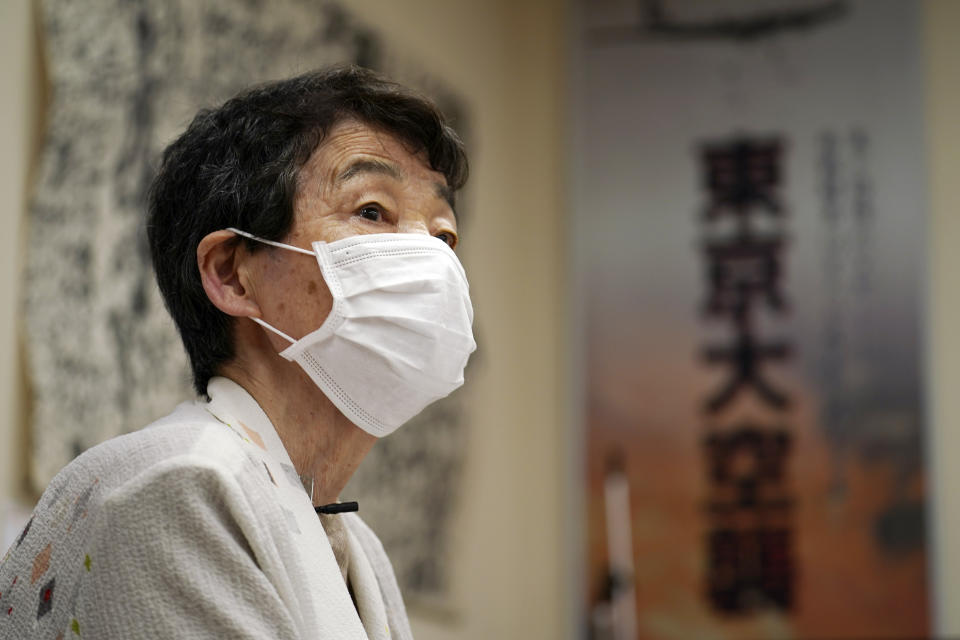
574 1 928 638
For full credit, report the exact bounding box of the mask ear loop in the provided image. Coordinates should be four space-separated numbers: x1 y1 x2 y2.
225 227 317 347
250 317 297 345
226 227 315 256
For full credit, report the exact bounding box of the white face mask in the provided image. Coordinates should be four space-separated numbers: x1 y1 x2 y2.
227 228 477 437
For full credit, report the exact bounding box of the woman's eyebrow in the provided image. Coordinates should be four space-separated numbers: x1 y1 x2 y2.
334 157 455 210
336 159 403 185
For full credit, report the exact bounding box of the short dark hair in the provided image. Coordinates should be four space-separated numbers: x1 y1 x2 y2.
147 65 469 395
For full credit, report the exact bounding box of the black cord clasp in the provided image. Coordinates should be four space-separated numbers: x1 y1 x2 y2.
315 501 359 515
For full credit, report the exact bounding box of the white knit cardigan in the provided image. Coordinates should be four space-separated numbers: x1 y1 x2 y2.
0 377 413 639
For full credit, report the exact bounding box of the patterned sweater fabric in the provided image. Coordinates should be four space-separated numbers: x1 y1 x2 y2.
0 377 412 639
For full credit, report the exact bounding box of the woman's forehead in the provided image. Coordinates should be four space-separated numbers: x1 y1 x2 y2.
297 120 448 200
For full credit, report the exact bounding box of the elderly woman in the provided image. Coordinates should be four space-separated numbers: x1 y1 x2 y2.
0 66 475 639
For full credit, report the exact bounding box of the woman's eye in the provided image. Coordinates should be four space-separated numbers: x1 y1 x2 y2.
435 231 458 249
358 206 382 222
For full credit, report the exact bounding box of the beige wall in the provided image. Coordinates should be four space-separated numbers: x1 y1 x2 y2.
0 0 41 542
3 0 959 638
924 0 960 635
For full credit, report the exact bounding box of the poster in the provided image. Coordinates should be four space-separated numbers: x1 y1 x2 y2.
574 1 929 638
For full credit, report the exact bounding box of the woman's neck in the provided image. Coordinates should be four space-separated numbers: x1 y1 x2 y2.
220 336 376 505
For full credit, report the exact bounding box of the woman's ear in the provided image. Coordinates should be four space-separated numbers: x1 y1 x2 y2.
197 230 262 318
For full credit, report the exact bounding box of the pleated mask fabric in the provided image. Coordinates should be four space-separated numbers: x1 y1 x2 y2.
228 229 476 437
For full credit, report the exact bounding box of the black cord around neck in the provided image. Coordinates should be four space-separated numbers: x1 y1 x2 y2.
315 501 359 515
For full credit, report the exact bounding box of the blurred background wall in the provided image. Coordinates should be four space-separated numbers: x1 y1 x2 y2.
1 0 958 639
923 0 960 634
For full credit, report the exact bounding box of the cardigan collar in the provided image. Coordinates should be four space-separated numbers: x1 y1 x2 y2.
202 377 391 639
202 376 312 497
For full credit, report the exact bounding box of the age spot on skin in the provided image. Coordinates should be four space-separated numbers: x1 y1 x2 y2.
307 281 318 294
